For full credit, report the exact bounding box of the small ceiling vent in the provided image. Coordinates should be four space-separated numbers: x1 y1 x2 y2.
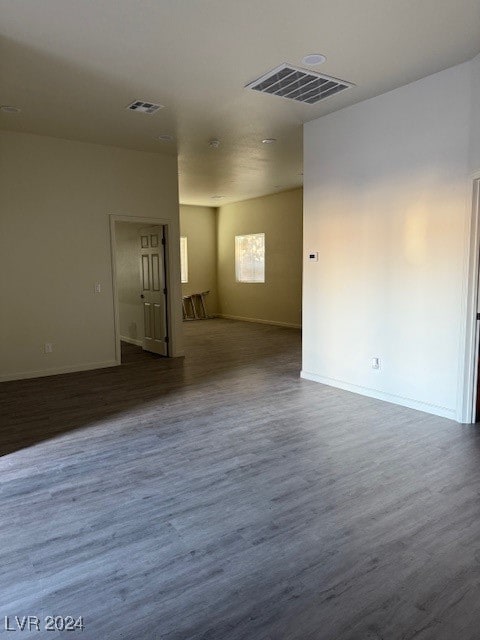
126 100 164 114
245 64 353 105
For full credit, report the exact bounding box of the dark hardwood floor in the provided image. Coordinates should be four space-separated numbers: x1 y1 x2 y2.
1 319 480 639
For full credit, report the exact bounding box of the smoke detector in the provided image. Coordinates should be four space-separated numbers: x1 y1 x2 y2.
126 100 164 114
302 54 327 66
246 63 353 105
209 139 221 148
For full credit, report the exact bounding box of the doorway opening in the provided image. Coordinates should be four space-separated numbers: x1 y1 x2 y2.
110 216 175 365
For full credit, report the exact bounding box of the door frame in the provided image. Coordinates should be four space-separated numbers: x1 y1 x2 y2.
109 214 181 365
458 173 480 423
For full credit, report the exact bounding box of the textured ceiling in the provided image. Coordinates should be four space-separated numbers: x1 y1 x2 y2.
1 0 479 205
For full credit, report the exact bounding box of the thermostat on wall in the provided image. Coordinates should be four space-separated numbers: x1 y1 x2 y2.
308 251 319 262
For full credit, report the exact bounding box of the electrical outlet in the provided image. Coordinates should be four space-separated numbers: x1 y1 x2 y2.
44 343 53 354
371 357 380 370
94 283 101 293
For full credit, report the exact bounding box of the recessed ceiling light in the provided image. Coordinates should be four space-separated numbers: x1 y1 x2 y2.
262 138 276 144
302 53 327 66
209 139 220 148
1 105 21 114
157 134 174 142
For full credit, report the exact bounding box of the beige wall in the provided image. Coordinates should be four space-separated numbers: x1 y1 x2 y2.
216 189 303 327
179 205 218 315
0 130 182 381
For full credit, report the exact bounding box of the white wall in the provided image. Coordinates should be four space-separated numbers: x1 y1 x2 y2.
469 54 480 172
0 131 182 381
303 61 476 420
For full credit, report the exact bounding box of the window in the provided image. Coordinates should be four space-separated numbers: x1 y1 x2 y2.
180 236 188 283
235 233 265 283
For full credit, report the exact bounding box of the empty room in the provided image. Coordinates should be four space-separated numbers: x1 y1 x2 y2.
2 1 480 639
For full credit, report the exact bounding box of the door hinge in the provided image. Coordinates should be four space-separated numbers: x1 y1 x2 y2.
164 336 169 343
477 313 480 321
161 237 166 245
163 288 167 295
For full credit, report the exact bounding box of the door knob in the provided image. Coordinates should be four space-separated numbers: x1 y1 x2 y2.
140 294 145 299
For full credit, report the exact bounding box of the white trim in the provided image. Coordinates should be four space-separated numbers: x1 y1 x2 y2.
0 360 118 383
110 214 182 362
457 174 480 423
120 335 143 347
216 313 301 329
300 371 456 420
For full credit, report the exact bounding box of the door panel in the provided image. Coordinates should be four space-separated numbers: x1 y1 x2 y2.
153 303 165 341
144 302 152 339
139 226 168 356
141 255 150 290
152 254 160 291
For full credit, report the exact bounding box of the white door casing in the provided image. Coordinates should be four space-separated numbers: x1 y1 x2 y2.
458 174 480 423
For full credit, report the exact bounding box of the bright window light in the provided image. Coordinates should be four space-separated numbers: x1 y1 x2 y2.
180 236 188 283
235 233 265 283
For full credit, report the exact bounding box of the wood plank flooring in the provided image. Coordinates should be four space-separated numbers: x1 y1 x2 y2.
1 319 480 639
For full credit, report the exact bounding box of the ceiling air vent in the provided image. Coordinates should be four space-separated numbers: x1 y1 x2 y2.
126 100 164 114
245 64 353 105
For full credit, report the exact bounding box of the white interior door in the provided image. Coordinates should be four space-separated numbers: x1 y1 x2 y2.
139 226 168 356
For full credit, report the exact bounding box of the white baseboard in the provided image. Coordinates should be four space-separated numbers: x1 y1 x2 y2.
300 370 456 421
216 314 301 330
120 335 143 347
0 360 119 383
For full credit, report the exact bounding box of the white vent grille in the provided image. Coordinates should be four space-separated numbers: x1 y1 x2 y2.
245 64 353 104
126 100 164 114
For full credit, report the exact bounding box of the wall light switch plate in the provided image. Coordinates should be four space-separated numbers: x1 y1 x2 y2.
95 283 101 293
308 251 319 262
371 357 380 370
44 343 53 353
